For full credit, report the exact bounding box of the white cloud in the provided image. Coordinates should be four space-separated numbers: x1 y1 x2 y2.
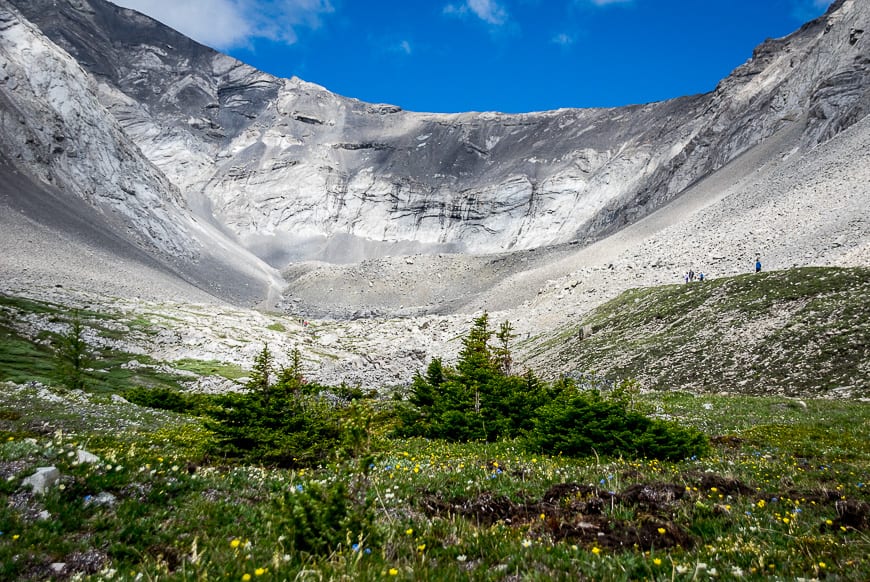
399 40 412 55
589 0 632 6
443 0 508 25
111 0 334 49
552 32 574 46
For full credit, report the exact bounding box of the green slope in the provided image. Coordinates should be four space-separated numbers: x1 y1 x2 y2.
530 267 870 397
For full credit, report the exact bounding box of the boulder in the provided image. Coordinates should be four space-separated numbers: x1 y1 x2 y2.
22 466 60 495
76 449 100 464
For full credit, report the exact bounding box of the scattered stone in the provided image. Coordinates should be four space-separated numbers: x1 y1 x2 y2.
84 491 117 507
22 466 60 495
76 449 100 464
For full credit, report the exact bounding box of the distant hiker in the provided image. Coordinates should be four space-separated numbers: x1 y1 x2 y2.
699 272 705 282
689 269 695 282
684 273 689 284
755 256 762 273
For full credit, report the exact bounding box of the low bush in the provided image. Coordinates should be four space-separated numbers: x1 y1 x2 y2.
527 389 709 460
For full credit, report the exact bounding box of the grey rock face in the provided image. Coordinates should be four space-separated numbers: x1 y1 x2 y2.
0 0 867 324
0 0 287 305
6 0 868 272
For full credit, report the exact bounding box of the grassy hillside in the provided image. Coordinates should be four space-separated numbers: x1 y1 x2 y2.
1 383 868 581
0 294 241 394
528 267 870 398
0 278 869 580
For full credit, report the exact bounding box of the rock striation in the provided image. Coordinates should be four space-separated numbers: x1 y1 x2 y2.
5 0 868 271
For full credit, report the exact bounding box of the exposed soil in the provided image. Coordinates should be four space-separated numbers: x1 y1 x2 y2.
417 474 870 551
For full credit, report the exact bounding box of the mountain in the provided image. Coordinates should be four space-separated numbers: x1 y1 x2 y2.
5 0 867 273
0 0 868 389
0 1 285 305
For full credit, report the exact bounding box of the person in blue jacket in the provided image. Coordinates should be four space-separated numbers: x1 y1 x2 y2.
755 256 762 273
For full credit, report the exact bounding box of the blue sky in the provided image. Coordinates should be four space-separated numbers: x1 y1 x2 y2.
112 0 833 113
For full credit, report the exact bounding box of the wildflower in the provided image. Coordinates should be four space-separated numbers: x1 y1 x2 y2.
254 568 266 576
818 562 826 569
405 528 414 536
242 575 251 581
12 534 20 540
417 544 426 552
388 568 399 576
782 517 790 524
522 539 532 548
825 519 833 525
657 528 666 535
230 538 241 548
540 513 546 521
653 558 662 566
757 500 766 508
456 555 467 562
591 547 601 555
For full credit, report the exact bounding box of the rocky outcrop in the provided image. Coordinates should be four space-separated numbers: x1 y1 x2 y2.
6 0 867 269
0 1 288 305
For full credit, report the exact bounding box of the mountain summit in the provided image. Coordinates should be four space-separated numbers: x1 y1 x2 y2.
1 0 868 316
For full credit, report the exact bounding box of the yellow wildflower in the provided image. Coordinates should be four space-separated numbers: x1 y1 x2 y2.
389 568 399 576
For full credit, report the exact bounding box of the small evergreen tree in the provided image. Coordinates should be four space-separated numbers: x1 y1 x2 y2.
207 345 342 467
247 344 273 394
54 310 89 391
395 314 547 442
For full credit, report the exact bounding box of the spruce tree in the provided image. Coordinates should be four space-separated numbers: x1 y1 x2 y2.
54 310 89 391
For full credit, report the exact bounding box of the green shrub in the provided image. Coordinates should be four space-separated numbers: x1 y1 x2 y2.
527 390 709 461
125 386 191 413
205 344 344 467
273 473 375 556
395 314 549 442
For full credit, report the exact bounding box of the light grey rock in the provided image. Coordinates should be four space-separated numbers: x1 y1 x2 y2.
84 491 117 507
76 449 100 464
6 0 868 277
22 466 60 495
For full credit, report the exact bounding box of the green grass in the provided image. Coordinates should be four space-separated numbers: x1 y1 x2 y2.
171 358 247 381
538 267 870 398
0 386 867 581
0 273 868 580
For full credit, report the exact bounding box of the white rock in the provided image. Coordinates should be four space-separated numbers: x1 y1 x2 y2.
22 466 60 495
